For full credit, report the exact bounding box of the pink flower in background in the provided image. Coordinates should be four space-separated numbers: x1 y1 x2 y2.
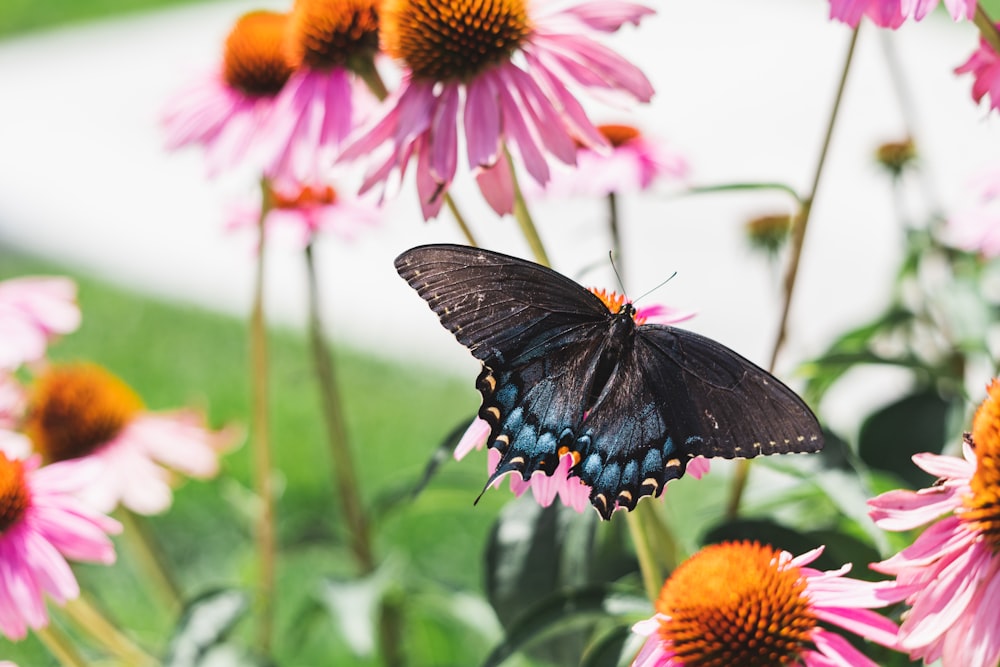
948 165 1000 257
956 27 1000 113
455 290 703 514
541 124 689 198
829 0 975 28
0 451 120 640
0 277 79 371
631 541 907 667
341 0 655 219
868 378 1000 667
162 11 293 176
227 177 381 246
264 0 382 181
23 363 240 515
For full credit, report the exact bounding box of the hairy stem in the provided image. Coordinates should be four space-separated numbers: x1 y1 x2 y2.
607 192 623 279
35 625 89 667
975 5 1000 57
63 596 157 666
727 25 860 519
445 194 480 247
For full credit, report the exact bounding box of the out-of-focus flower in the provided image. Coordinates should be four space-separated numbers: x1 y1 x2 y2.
0 451 120 640
829 0 975 28
946 165 1000 257
341 0 655 219
745 212 794 258
876 137 918 178
956 27 1000 113
455 289 703 513
22 363 239 515
631 541 907 667
0 277 79 371
226 177 381 246
265 0 381 180
162 11 294 176
542 124 688 198
869 378 1000 667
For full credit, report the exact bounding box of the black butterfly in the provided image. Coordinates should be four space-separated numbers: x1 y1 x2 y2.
395 244 823 520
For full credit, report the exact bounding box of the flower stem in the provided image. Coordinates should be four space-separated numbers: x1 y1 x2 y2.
508 154 551 267
607 192 624 280
626 505 663 602
35 624 89 667
118 510 181 613
975 5 1000 57
726 25 860 519
303 242 405 667
250 177 277 656
445 194 480 247
62 596 157 666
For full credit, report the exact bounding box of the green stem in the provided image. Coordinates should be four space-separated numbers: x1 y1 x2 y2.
626 505 667 602
607 192 623 280
250 177 277 656
508 154 551 267
118 510 181 613
35 624 89 667
445 194 480 247
975 5 1000 57
727 25 860 519
63 596 158 666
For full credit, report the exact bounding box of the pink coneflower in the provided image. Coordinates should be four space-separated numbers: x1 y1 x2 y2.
631 541 907 667
341 0 655 219
956 26 1000 113
947 165 1000 257
226 177 381 246
264 0 382 180
868 378 1000 666
456 289 702 514
0 451 120 640
22 363 239 515
828 0 975 28
162 11 294 176
0 277 79 371
541 123 688 198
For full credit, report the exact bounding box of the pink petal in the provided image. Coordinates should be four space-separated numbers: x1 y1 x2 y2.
559 2 655 31
810 627 880 667
475 153 516 216
465 74 502 168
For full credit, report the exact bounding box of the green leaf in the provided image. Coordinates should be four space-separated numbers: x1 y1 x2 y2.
480 585 648 667
317 564 397 658
858 390 951 488
164 589 252 667
580 624 638 667
411 416 477 498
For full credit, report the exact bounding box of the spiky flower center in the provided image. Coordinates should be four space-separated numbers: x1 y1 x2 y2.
288 0 380 71
588 288 647 324
0 454 29 534
222 11 294 97
271 183 338 209
382 0 532 82
964 379 1000 549
24 364 144 463
656 541 816 666
597 124 641 148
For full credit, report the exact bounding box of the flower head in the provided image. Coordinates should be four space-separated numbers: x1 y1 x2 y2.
869 378 1000 666
264 0 382 180
0 277 79 371
632 541 906 667
23 363 239 515
744 213 793 258
541 123 688 198
956 26 1000 113
947 165 1000 258
162 10 294 175
0 451 120 640
227 176 381 246
828 0 975 28
875 137 917 178
341 0 655 219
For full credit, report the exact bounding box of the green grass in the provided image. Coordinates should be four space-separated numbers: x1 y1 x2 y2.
0 248 515 666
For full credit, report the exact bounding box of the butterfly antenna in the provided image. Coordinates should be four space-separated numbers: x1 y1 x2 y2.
633 271 678 305
609 251 628 297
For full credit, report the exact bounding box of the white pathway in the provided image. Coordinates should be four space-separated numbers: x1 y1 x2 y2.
0 0 997 433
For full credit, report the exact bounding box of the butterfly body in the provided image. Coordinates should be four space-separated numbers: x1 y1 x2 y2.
396 244 823 519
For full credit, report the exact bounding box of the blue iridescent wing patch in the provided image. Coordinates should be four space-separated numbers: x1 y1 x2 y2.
395 244 823 520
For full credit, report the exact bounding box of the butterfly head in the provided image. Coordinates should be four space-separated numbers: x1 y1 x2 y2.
589 288 643 323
